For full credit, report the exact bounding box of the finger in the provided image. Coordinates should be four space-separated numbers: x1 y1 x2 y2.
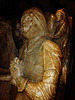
13 57 20 65
10 78 17 86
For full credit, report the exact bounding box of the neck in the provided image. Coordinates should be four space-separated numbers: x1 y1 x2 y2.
27 34 45 49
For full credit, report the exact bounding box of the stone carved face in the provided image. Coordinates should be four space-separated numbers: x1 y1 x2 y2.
55 9 66 22
21 8 46 39
21 14 33 34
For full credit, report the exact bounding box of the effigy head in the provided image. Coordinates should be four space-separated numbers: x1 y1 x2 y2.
21 7 46 39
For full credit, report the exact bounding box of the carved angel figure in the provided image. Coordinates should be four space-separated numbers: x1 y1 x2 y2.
46 8 71 83
45 8 71 100
10 8 62 100
46 8 70 49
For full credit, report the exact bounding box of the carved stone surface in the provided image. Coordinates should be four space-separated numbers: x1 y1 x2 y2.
45 8 72 100
9 7 71 100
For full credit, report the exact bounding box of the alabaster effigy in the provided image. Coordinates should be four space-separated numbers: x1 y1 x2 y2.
9 7 71 100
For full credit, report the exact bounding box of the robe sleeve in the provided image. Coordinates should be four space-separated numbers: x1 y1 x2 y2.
24 40 62 100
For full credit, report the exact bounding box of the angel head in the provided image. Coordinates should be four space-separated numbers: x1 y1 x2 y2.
55 8 67 22
21 7 46 39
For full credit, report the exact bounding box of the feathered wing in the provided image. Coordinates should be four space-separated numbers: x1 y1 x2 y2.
24 40 62 100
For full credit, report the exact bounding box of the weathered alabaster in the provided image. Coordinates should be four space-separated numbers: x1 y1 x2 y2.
10 8 63 100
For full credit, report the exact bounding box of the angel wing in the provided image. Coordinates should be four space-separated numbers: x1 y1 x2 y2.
25 40 62 100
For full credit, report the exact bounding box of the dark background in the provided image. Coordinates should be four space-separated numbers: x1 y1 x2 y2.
0 0 75 100
0 0 74 19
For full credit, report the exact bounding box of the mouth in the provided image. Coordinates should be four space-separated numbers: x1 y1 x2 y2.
21 21 32 33
21 25 31 37
23 26 30 32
